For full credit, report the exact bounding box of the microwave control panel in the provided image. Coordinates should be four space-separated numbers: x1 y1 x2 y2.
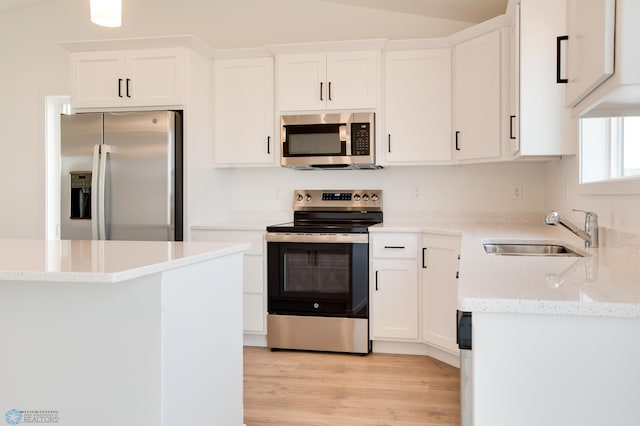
351 123 370 156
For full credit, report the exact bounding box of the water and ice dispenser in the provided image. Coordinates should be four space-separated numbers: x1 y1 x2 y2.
69 171 91 219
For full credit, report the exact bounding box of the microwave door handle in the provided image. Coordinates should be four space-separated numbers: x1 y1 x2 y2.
320 82 323 101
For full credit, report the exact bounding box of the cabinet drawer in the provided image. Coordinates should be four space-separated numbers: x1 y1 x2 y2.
371 233 417 258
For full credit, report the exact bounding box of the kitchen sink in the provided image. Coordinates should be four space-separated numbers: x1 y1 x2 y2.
483 242 583 257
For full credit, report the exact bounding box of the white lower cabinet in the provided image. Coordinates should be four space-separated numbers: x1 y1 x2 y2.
370 231 461 364
420 234 461 354
371 258 419 340
190 229 266 337
370 233 419 340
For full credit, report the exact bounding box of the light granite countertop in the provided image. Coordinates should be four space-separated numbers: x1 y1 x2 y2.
370 221 640 318
0 239 250 283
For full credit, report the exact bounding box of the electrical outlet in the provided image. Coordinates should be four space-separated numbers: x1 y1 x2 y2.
273 186 281 200
411 185 422 201
511 184 523 200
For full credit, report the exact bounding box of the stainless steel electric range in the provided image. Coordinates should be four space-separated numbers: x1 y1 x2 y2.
266 189 383 354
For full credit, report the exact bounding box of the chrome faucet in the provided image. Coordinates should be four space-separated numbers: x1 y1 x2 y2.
545 210 598 248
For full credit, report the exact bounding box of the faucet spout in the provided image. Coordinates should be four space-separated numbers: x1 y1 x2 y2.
545 210 598 248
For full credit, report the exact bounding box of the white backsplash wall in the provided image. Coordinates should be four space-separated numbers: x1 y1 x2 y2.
210 162 547 223
545 156 640 236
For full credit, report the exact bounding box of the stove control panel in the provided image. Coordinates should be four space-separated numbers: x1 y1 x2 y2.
293 189 382 211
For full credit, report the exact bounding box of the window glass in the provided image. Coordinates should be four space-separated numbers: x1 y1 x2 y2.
580 116 640 183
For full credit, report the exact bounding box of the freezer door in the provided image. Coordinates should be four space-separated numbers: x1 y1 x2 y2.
103 111 179 241
60 113 102 240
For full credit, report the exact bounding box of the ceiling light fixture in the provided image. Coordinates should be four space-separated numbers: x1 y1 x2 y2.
90 0 122 28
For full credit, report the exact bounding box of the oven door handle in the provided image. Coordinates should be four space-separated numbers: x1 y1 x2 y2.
266 233 368 244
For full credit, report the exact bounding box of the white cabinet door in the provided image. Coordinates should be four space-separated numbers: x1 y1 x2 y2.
371 258 419 340
243 255 265 332
454 30 502 161
126 48 185 107
421 235 460 354
515 0 575 156
565 0 615 107
276 51 379 111
214 57 275 166
190 229 266 335
384 49 452 164
70 48 185 109
326 50 379 110
70 51 126 108
277 53 326 111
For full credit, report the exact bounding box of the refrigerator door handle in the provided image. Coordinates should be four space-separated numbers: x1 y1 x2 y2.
91 144 101 240
97 145 113 240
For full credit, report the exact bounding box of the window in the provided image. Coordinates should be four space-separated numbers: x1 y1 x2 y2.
580 116 640 184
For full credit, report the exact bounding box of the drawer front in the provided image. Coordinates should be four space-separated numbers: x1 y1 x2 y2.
371 233 418 258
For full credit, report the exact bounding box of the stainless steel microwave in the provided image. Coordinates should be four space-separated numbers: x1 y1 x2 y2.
280 112 378 169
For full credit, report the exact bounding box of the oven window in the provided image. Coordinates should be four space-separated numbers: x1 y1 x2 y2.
284 124 345 156
284 250 350 294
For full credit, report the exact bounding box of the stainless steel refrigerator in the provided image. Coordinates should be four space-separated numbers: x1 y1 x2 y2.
60 111 183 241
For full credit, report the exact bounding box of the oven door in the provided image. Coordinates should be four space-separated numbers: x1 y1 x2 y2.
266 233 368 318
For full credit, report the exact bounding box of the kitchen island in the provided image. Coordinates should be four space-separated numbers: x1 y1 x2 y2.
0 239 249 426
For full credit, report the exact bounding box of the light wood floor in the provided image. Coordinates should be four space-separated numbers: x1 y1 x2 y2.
243 347 461 426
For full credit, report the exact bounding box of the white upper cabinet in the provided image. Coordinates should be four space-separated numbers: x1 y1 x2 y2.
564 0 615 108
512 0 576 157
383 49 453 165
70 48 185 109
454 30 503 161
276 50 379 112
565 0 640 117
214 57 275 166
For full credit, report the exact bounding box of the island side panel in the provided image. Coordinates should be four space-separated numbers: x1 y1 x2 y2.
0 276 162 426
161 253 244 426
473 312 640 426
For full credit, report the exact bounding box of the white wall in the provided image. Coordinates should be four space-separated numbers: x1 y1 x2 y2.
211 162 546 223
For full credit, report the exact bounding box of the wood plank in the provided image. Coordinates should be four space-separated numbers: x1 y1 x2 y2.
243 347 461 426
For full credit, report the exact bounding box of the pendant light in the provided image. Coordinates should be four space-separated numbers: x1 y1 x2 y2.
90 0 122 28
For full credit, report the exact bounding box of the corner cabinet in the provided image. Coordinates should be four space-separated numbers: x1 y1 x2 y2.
276 50 379 112
69 48 186 109
420 234 460 355
190 229 267 342
370 233 419 341
383 49 453 165
453 29 504 162
213 57 275 166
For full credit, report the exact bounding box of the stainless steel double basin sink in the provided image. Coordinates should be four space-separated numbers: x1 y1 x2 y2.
483 241 584 257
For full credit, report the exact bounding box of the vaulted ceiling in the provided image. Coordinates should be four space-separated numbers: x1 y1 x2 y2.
0 0 508 23
316 0 509 23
